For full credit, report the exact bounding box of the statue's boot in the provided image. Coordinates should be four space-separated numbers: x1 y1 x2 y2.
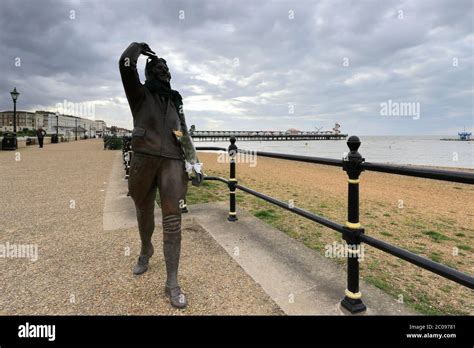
133 206 155 275
163 214 187 308
164 285 187 308
133 244 154 275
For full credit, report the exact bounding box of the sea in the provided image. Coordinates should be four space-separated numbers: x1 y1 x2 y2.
195 136 474 169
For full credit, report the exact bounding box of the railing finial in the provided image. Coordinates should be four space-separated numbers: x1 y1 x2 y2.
347 135 361 153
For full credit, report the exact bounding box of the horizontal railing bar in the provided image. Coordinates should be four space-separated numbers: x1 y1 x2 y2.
360 234 474 289
235 183 345 234
362 162 474 184
200 177 345 234
202 176 229 184
237 149 343 167
196 147 474 184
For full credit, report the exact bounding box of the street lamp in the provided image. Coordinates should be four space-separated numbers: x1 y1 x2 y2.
56 112 59 137
10 87 20 133
51 112 60 144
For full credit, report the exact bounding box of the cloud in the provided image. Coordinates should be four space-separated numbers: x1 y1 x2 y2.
0 0 472 134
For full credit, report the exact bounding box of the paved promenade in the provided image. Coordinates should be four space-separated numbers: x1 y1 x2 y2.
0 139 281 315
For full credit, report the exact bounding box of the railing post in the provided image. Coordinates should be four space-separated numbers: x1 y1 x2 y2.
341 135 367 314
228 136 238 221
125 150 132 180
181 198 188 213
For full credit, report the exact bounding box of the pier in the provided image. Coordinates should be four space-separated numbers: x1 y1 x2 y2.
191 130 348 142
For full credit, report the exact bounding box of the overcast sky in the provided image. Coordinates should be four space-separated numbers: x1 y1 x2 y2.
0 0 472 135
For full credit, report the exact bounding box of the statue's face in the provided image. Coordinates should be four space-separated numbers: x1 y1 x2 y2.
146 58 171 83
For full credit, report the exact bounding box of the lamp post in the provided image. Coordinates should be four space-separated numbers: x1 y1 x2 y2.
10 87 20 133
50 112 60 144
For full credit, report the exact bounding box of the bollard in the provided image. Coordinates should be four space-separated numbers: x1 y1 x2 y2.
341 135 367 314
228 136 238 221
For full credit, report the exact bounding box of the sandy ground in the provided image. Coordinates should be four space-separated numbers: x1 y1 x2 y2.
196 150 474 314
0 139 282 315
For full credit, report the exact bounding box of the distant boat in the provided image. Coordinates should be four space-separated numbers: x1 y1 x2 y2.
440 127 472 141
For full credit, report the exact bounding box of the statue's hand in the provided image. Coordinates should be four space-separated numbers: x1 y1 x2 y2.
138 42 156 56
191 171 204 187
185 161 204 186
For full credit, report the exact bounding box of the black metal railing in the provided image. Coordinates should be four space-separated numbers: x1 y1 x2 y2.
122 136 132 179
197 147 474 184
193 136 474 314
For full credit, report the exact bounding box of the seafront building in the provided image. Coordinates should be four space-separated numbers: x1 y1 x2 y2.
0 110 111 137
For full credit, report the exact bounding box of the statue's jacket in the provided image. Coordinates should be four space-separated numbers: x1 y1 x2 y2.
119 43 183 160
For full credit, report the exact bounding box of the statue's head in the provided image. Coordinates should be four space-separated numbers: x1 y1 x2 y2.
145 56 171 83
